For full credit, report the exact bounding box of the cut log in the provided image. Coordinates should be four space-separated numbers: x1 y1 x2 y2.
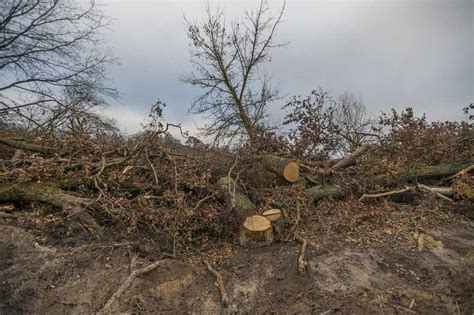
260 155 300 183
306 185 345 202
0 181 100 232
216 176 256 211
239 215 274 247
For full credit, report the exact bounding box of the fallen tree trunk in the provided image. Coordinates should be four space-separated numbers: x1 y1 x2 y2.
310 144 371 178
259 155 300 183
306 185 346 202
370 162 473 187
217 176 256 212
0 138 56 154
0 181 100 232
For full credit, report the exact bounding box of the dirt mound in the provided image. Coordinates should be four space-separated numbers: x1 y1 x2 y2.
1 220 473 314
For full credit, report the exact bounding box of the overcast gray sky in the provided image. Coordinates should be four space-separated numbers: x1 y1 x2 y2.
99 0 473 137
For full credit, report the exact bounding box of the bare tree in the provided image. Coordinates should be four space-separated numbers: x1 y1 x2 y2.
330 92 373 154
283 88 373 159
182 0 285 143
0 0 117 129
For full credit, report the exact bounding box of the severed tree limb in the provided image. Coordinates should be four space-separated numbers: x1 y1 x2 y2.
0 181 100 231
99 256 167 313
331 144 372 171
203 259 229 307
359 185 454 202
0 137 56 154
418 184 454 202
315 144 371 176
442 164 474 182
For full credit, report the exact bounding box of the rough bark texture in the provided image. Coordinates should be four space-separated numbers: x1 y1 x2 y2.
217 176 256 212
306 185 346 202
332 144 371 171
0 181 100 231
238 226 274 247
0 138 56 154
260 154 300 183
370 162 473 187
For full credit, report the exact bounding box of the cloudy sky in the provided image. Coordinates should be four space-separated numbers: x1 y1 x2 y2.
99 0 473 137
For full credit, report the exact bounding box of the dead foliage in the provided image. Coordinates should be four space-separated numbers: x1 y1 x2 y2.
0 104 472 257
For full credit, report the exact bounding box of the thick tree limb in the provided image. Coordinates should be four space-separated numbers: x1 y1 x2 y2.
306 185 345 202
217 176 256 212
259 155 300 182
332 144 371 171
0 137 56 154
0 181 100 231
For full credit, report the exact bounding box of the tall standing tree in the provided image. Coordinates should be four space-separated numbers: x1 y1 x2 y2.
0 0 116 129
182 0 285 143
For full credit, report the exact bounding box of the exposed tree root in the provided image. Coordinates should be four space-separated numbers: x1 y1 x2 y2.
99 256 167 313
296 237 308 274
203 259 229 307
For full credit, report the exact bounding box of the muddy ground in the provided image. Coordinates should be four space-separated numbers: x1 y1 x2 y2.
1 211 473 314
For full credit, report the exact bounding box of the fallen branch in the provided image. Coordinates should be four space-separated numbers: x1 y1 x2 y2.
306 185 345 203
203 259 229 307
0 181 100 231
315 144 371 176
359 184 454 202
418 184 454 202
359 187 413 202
443 164 474 182
0 137 56 154
332 144 372 171
99 256 167 313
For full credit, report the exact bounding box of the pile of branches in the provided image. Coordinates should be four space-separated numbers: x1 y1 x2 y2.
0 107 472 253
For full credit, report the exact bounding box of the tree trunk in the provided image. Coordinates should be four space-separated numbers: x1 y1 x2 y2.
216 176 256 212
0 181 100 232
370 162 473 187
259 155 300 183
306 185 345 202
0 138 56 154
332 144 371 170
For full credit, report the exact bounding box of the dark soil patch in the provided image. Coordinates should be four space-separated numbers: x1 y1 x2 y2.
1 217 473 314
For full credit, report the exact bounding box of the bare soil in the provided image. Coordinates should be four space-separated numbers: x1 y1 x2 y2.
1 208 473 315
